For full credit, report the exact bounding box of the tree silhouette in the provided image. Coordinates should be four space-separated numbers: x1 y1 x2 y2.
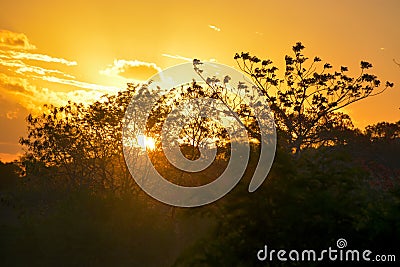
234 42 394 153
145 80 230 160
19 85 138 193
365 120 400 141
7 44 400 267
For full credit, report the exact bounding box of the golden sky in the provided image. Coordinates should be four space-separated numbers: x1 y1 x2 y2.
1 0 399 162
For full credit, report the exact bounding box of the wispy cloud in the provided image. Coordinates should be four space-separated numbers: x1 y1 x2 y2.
162 53 217 63
208 25 221 32
7 50 77 66
5 110 19 120
0 94 27 121
0 57 119 109
0 73 34 94
0 29 127 115
0 57 75 78
161 53 193 62
41 75 121 92
99 59 161 80
0 30 36 50
0 29 131 160
0 73 112 112
26 87 107 110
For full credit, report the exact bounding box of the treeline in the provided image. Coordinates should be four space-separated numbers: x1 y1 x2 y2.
1 43 399 266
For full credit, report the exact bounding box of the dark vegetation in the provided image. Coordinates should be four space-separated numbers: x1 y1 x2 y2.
1 43 399 266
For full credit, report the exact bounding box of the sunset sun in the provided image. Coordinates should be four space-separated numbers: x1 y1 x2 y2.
137 134 156 151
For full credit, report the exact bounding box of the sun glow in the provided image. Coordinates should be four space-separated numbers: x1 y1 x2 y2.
137 134 156 151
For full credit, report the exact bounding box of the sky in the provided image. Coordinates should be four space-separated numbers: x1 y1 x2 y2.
0 0 399 162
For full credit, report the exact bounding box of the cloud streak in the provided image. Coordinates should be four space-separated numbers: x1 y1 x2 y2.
0 73 34 94
0 29 122 109
0 29 132 161
208 25 221 32
26 87 108 110
0 73 114 112
41 75 121 92
0 30 36 50
0 57 75 78
162 53 217 63
161 53 193 62
7 50 77 66
99 59 161 80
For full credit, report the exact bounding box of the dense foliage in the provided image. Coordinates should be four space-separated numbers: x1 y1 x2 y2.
1 43 399 266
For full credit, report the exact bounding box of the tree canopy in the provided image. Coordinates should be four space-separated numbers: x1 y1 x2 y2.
3 42 399 267
234 42 394 153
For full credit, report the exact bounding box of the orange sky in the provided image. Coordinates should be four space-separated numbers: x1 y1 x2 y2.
1 0 399 162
